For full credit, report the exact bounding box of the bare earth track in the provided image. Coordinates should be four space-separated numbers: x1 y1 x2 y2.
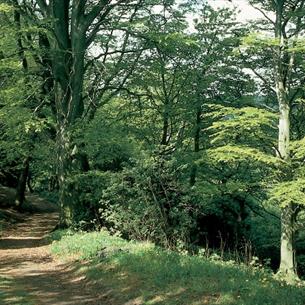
0 194 103 305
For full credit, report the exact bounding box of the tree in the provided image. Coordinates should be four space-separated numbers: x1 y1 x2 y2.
8 0 162 226
0 2 44 209
244 0 305 282
187 4 251 186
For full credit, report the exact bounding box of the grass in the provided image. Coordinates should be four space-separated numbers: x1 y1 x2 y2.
50 230 305 305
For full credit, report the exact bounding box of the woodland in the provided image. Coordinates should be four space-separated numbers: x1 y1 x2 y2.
1 0 305 303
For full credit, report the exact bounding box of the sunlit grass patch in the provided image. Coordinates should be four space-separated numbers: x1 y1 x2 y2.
50 230 305 305
51 229 153 260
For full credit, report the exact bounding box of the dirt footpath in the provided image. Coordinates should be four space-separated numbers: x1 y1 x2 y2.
0 195 103 305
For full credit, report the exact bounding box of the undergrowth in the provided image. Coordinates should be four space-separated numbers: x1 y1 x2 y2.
50 230 305 305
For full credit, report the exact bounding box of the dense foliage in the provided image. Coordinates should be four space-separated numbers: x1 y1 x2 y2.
1 0 305 283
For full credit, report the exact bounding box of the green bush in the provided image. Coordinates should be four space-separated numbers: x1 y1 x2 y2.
99 156 201 249
68 171 112 229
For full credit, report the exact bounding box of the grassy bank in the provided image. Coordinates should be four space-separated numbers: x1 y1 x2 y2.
50 230 305 305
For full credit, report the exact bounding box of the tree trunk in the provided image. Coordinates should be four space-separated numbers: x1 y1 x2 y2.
273 3 299 281
276 98 298 281
14 6 28 71
190 107 201 186
161 102 170 145
279 204 297 280
33 0 122 227
57 119 74 227
15 157 30 210
51 1 87 227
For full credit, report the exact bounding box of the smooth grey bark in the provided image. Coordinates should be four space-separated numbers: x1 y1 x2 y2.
273 1 299 281
276 87 296 279
248 0 305 281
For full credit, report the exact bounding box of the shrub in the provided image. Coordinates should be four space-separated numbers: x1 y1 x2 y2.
99 156 201 249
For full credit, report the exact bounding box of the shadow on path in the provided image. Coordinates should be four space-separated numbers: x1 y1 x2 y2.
0 199 104 305
0 238 50 250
